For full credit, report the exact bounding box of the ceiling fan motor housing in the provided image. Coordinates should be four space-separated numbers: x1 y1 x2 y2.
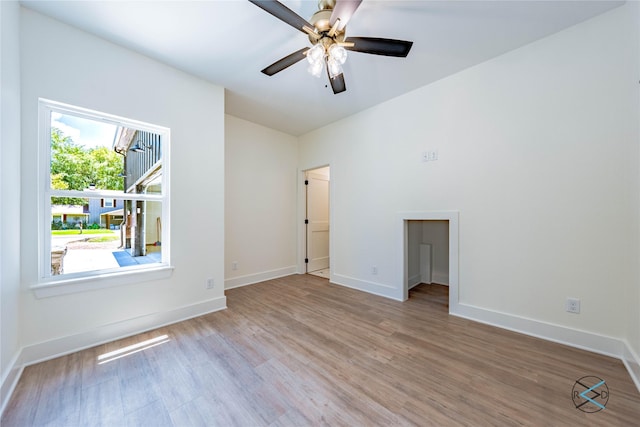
308 1 345 46
318 0 337 12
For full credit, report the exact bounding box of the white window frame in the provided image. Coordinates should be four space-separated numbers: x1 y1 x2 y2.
103 199 114 208
32 99 172 297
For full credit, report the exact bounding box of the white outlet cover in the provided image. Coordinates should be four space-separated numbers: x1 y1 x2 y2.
566 298 580 313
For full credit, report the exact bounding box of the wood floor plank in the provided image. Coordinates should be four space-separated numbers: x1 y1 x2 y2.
2 276 639 426
189 361 268 426
32 352 83 426
169 395 231 427
125 399 173 427
117 351 162 415
144 340 205 413
78 377 125 426
80 343 119 390
2 364 46 426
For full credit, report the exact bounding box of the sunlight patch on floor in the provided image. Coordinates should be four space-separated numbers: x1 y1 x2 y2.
97 334 170 364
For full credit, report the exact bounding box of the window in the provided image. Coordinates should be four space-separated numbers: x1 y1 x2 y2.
38 99 170 288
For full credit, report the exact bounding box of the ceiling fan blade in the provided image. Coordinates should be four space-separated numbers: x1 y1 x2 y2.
345 37 413 57
328 73 346 95
261 48 308 76
249 0 314 34
330 0 362 32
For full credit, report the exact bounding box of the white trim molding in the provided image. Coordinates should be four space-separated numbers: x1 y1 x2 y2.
19 296 226 366
622 341 640 392
431 272 449 286
31 265 174 298
408 273 422 290
1 352 23 418
332 273 400 301
224 266 297 290
452 303 624 358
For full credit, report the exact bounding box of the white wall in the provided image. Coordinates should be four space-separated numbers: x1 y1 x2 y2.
300 3 639 344
628 0 640 385
420 220 449 285
422 221 449 285
18 9 226 359
0 0 23 411
224 115 298 288
406 220 422 287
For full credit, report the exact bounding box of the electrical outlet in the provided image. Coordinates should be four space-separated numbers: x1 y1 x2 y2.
421 150 439 162
206 278 215 289
566 298 580 314
232 261 238 271
371 266 378 275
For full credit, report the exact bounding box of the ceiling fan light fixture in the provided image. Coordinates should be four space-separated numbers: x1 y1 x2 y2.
306 43 325 65
308 60 324 78
328 44 347 64
327 57 343 79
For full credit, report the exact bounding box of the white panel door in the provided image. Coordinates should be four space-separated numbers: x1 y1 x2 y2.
306 171 329 272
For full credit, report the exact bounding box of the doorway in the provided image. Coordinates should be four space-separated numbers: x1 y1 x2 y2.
407 220 449 288
406 220 449 303
305 167 330 278
400 211 459 310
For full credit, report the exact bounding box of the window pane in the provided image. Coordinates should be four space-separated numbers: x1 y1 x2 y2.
145 181 162 195
50 198 162 276
50 112 163 195
50 113 122 192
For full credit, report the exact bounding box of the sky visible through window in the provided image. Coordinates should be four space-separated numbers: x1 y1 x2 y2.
52 112 117 149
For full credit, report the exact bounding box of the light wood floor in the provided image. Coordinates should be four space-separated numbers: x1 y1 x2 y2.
2 275 639 426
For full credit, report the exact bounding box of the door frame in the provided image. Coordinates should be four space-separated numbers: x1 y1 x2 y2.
399 211 459 312
298 165 332 276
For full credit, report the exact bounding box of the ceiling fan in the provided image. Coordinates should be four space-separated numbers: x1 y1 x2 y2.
249 0 413 94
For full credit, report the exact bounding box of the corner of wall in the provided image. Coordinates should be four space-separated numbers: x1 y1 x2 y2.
224 267 297 290
0 352 23 418
0 0 23 418
623 341 640 393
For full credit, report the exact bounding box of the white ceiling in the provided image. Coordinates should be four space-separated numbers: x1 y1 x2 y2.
21 0 623 136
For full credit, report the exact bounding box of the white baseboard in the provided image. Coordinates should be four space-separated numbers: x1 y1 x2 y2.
452 303 640 394
452 302 623 358
332 273 402 301
432 271 449 286
1 351 23 418
622 341 640 392
19 296 227 367
225 266 297 290
408 273 422 290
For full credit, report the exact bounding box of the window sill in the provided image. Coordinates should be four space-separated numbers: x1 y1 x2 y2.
30 265 175 298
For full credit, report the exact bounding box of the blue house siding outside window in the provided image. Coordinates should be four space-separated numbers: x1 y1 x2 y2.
87 198 125 228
